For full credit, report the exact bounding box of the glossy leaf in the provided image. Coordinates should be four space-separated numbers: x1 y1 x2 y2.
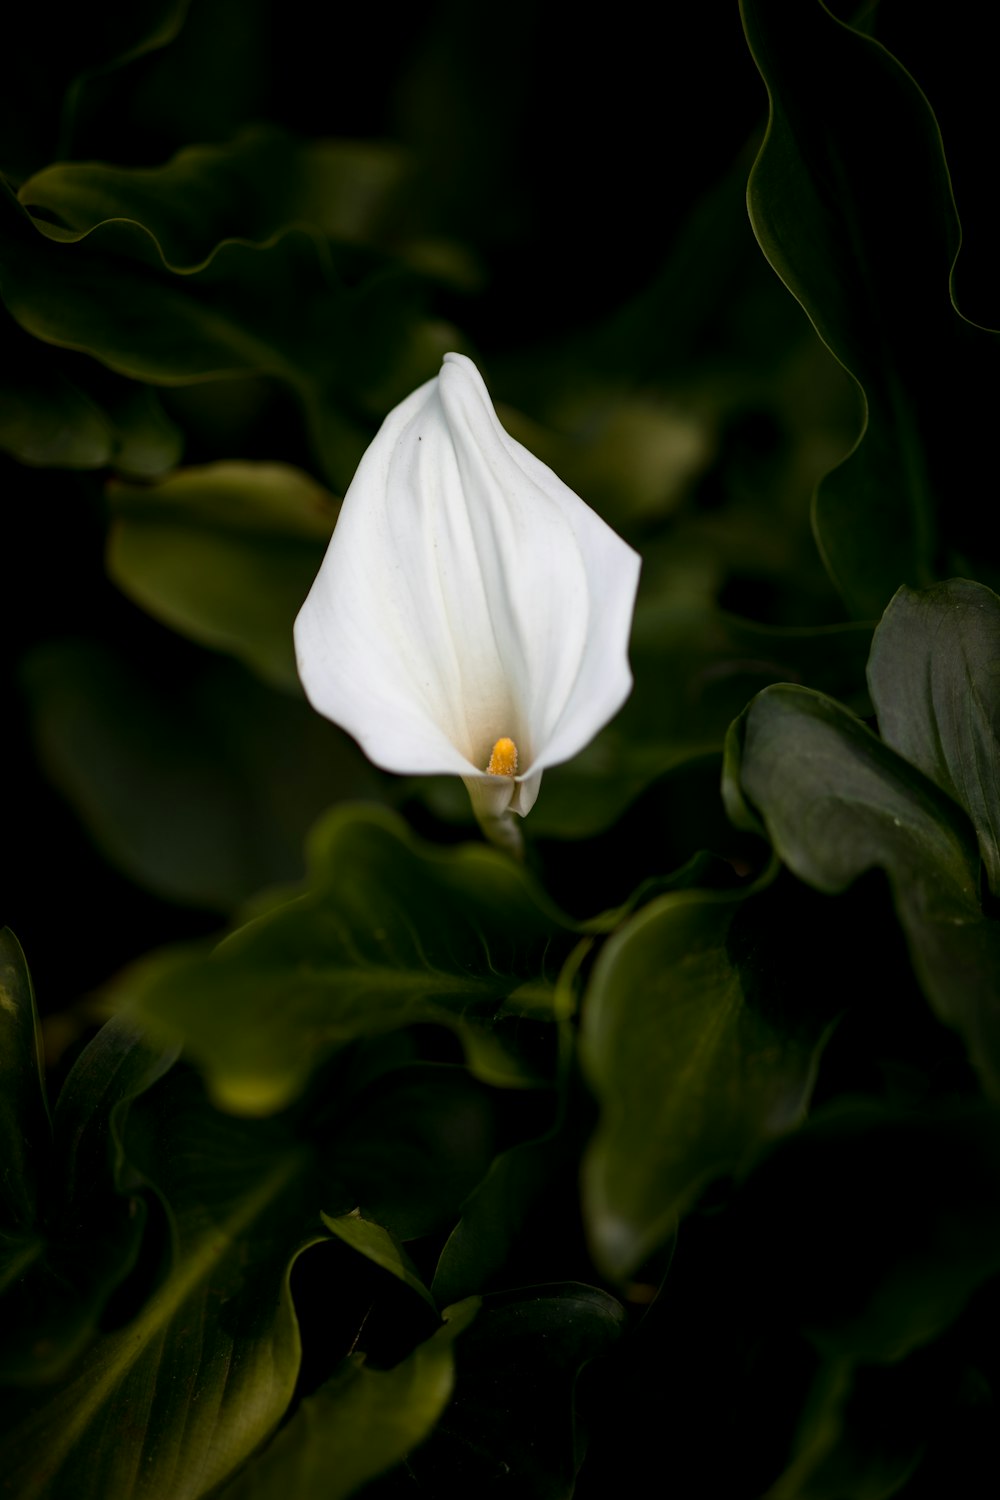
741 0 1000 616
580 886 826 1280
107 462 337 691
219 1300 480 1500
868 579 1000 894
117 805 579 1113
726 683 1000 1097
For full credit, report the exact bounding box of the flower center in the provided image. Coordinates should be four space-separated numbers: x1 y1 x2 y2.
486 737 518 777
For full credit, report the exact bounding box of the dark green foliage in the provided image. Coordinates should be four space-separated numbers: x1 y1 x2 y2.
4 2 1000 1496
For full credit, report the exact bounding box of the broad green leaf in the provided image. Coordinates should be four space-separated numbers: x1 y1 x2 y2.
741 0 1000 616
726 684 1000 1096
0 178 451 490
368 1285 625 1498
2 1013 177 1384
431 1135 561 1307
107 461 337 690
18 128 419 273
117 805 579 1113
219 1299 480 1500
868 579 1000 894
323 1064 498 1241
580 886 826 1280
0 1063 328 1498
322 1213 436 1309
725 684 982 915
21 641 379 911
736 1101 1000 1362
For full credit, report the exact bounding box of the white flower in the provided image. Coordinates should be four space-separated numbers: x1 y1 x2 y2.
294 353 641 842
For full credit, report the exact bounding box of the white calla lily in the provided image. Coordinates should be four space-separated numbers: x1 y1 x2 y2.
294 352 641 849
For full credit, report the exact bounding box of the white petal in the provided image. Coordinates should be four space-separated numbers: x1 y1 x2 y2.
294 353 641 791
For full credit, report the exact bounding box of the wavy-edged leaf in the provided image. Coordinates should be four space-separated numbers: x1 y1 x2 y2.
0 178 449 489
1 1065 329 1498
726 683 1000 1096
219 1299 480 1500
107 461 337 690
868 579 1000 896
741 0 1000 616
580 885 827 1281
116 805 580 1114
18 128 415 273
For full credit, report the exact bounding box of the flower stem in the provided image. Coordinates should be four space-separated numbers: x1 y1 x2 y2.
475 808 525 860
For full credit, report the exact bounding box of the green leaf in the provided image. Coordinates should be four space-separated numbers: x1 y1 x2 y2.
219 1299 480 1500
762 1357 924 1500
322 1213 436 1309
726 683 1000 1097
868 579 1000 895
18 128 417 273
106 461 337 690
1 311 182 475
324 1064 498 1241
116 805 579 1114
1 1012 177 1384
369 1285 625 1498
741 0 1000 616
0 174 450 489
580 886 826 1281
0 1064 328 1498
431 1135 561 1307
21 641 380 911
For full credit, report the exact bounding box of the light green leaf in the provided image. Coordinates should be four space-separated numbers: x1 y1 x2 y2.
107 461 337 690
0 1064 329 1499
219 1300 480 1500
116 805 579 1113
322 1213 436 1309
